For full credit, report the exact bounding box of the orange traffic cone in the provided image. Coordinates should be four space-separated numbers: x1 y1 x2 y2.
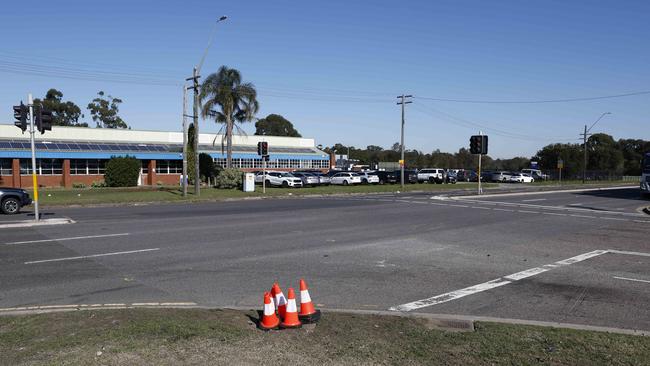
272 283 287 319
280 288 302 329
259 292 280 330
298 278 321 323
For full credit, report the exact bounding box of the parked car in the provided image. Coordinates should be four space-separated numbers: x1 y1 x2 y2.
509 173 535 183
255 171 303 188
491 171 515 182
357 172 380 184
291 172 320 187
417 168 446 184
330 172 362 185
309 172 331 185
445 171 458 184
521 169 548 181
393 169 418 184
456 170 477 182
374 171 393 185
0 187 32 215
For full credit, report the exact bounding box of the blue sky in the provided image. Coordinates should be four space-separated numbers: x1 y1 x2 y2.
1 0 649 158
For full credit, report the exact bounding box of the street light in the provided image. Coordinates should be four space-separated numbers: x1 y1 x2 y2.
186 15 228 196
582 112 612 183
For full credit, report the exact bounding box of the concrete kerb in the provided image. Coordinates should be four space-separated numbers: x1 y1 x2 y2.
0 217 75 229
447 185 638 200
1 303 647 337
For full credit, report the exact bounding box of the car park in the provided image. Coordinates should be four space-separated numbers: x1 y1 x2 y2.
330 172 362 185
291 172 320 187
0 187 32 215
357 172 380 184
417 168 445 183
521 169 548 181
509 173 534 183
255 171 303 188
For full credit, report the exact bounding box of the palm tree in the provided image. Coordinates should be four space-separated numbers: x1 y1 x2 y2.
200 66 259 168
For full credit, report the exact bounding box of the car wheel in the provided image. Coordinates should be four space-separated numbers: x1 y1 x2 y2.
428 177 435 184
282 181 289 188
362 179 368 185
343 180 349 186
265 180 271 186
1 197 20 215
531 178 535 183
379 179 385 185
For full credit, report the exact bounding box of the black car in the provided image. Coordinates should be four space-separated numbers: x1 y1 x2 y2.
0 187 32 214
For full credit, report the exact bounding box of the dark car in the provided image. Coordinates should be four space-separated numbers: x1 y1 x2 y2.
388 169 418 184
0 187 32 214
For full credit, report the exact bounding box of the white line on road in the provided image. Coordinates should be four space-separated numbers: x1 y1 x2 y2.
613 276 650 284
389 249 608 312
517 210 538 214
493 208 515 212
608 250 650 257
24 248 160 265
3 233 130 246
521 198 547 202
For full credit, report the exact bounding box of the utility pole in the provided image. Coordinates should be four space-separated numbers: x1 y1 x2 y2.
192 68 200 196
28 94 39 221
580 112 611 184
478 131 483 195
182 84 188 197
396 94 412 190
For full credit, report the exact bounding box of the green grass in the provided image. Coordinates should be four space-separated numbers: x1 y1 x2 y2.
30 182 495 206
0 308 647 365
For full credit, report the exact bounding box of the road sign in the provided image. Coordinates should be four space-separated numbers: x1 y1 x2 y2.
398 159 404 166
557 159 564 169
531 161 538 169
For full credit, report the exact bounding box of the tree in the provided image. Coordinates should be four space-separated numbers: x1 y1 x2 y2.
104 156 140 187
87 91 128 129
200 66 259 168
199 152 219 183
587 133 624 175
33 89 86 127
254 114 301 137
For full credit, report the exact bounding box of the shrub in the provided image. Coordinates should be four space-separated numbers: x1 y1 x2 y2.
214 168 243 189
104 156 140 187
91 181 107 188
72 182 86 189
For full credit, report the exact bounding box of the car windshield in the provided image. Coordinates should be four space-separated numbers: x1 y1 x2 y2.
280 173 294 177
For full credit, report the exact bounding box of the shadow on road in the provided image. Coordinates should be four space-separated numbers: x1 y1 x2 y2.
576 188 647 202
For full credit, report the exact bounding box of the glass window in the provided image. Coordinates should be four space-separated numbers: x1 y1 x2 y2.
0 159 11 175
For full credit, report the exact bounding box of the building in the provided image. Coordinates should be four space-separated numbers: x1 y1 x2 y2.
0 124 332 188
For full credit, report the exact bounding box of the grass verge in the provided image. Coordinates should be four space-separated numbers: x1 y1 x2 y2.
31 182 495 206
0 308 648 365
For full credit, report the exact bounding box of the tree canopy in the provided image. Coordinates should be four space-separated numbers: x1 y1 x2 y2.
254 114 301 137
87 91 128 129
33 89 86 127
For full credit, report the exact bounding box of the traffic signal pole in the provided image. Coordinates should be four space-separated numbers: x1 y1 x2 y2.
396 95 412 190
478 131 483 195
27 94 39 221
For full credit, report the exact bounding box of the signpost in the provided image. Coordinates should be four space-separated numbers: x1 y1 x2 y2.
557 159 564 185
470 133 488 195
258 141 269 194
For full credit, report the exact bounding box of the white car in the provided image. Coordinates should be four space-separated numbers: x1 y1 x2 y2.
357 172 380 184
417 168 445 183
330 172 362 185
255 171 303 187
509 173 534 183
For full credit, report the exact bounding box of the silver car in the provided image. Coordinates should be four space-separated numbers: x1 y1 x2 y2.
291 172 320 187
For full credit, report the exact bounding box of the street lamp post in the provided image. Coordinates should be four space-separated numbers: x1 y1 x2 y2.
186 15 228 196
581 112 612 183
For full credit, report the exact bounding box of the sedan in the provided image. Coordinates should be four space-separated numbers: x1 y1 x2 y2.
330 172 362 185
357 172 380 184
509 173 534 183
291 172 320 187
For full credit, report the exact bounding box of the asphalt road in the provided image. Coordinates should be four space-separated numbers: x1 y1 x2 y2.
1 187 649 331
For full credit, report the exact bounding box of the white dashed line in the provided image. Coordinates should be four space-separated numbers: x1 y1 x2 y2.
613 276 650 284
493 208 515 212
521 198 547 202
543 212 566 216
599 217 627 221
24 248 160 265
517 210 538 214
390 249 609 312
3 233 130 246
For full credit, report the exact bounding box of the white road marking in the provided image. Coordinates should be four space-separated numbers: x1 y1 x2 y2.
0 218 75 229
3 233 130 246
608 250 650 257
493 208 515 212
570 214 597 219
599 217 626 221
473 206 491 210
24 248 160 265
517 210 538 214
389 249 608 312
543 212 566 216
613 276 650 284
521 198 547 202
449 204 469 208
0 302 197 313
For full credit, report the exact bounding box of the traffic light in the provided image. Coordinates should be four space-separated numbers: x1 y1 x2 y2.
13 103 28 132
35 107 52 134
260 141 269 156
257 141 263 155
470 135 488 155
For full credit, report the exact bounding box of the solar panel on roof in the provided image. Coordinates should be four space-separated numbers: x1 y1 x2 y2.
55 143 69 149
10 142 25 149
0 142 12 148
98 144 112 150
68 143 81 150
77 144 90 150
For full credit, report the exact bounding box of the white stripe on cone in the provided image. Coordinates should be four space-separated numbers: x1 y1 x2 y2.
300 290 312 303
275 292 287 307
286 299 298 313
264 302 275 316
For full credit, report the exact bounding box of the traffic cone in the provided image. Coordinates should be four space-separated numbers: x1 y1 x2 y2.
259 292 280 330
280 288 302 329
272 283 287 319
298 278 321 323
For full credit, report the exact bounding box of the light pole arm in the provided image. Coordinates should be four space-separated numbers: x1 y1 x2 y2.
196 16 228 75
586 112 611 134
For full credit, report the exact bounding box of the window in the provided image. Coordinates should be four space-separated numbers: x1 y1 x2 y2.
20 159 63 175
0 159 11 176
156 160 182 174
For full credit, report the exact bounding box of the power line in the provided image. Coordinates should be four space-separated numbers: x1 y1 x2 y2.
414 90 650 104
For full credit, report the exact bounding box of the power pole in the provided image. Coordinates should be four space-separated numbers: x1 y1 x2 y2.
581 124 588 184
182 84 188 197
186 68 200 196
396 94 412 190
